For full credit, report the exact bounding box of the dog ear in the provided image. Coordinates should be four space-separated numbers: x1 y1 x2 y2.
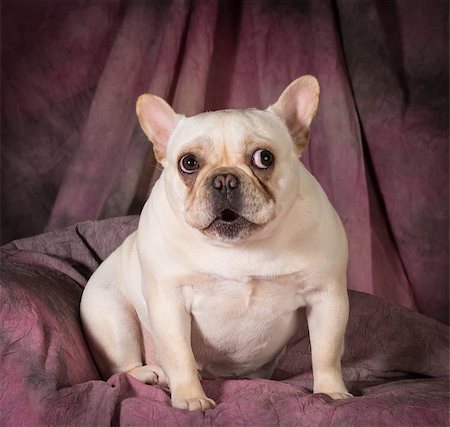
268 75 320 157
136 94 184 165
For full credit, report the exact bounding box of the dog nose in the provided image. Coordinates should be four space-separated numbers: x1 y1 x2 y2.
213 173 239 193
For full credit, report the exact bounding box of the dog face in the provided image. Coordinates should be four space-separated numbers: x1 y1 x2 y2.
137 76 320 244
164 109 296 242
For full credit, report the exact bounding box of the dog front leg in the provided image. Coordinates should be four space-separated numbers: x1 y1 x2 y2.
306 285 352 399
145 283 216 411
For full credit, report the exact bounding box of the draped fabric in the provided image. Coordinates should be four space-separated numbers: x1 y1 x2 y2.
1 0 448 323
1 218 449 425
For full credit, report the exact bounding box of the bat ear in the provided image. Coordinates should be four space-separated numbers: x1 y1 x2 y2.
268 75 320 156
136 94 184 165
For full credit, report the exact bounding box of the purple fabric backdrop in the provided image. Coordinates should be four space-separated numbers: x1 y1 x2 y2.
1 0 448 323
1 217 449 426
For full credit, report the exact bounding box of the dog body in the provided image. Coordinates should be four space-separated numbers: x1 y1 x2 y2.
81 77 351 410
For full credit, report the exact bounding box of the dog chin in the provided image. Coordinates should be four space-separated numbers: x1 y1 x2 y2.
200 210 260 243
191 209 262 244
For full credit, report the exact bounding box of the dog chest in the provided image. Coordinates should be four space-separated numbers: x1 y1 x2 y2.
184 275 305 314
182 275 305 376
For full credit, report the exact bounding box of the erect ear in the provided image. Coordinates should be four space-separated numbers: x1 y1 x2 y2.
136 94 184 165
268 75 320 157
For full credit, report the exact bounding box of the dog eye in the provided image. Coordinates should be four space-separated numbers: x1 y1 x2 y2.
179 153 199 174
252 149 274 169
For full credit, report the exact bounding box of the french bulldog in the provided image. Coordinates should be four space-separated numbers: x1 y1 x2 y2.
80 75 351 411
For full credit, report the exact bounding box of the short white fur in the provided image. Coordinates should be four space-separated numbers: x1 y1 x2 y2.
80 75 351 411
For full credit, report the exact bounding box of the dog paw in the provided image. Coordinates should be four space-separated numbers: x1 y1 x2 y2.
324 391 353 400
172 396 217 411
128 364 169 388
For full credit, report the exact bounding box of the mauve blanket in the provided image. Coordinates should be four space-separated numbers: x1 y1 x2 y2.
0 217 448 426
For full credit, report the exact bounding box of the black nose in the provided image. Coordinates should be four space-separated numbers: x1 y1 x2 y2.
213 173 239 193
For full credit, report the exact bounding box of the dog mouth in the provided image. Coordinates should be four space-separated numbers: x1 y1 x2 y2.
203 209 257 240
217 209 240 223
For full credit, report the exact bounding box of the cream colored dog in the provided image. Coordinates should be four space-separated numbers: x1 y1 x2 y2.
80 75 351 411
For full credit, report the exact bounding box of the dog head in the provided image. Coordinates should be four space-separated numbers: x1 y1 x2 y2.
136 76 320 244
